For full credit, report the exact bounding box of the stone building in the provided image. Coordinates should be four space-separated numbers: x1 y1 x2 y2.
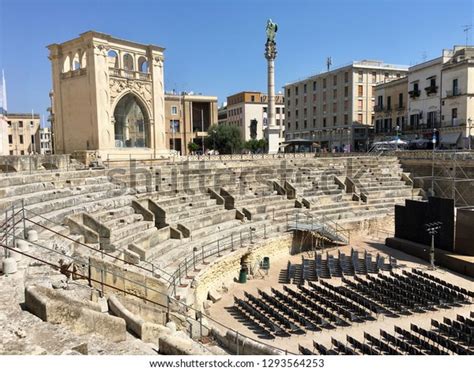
440 46 474 148
39 127 52 154
164 93 218 155
284 60 408 151
374 46 474 148
5 113 41 155
218 104 227 125
374 77 408 141
47 31 167 159
225 91 285 144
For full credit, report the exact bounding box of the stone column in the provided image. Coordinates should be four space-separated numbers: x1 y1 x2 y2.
265 39 280 154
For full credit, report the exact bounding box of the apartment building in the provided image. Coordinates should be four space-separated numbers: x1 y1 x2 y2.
164 93 218 155
284 60 408 151
225 91 285 144
374 46 474 148
374 77 408 141
39 127 52 154
440 46 474 148
6 113 41 155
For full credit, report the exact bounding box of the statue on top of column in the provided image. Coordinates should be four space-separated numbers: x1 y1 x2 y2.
266 19 278 43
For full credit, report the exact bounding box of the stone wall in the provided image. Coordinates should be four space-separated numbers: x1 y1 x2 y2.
193 234 292 309
0 154 71 172
88 256 169 308
25 285 126 342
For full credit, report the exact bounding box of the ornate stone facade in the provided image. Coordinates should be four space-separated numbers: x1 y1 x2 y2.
48 31 168 158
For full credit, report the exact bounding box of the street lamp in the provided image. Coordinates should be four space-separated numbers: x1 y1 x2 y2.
431 128 437 196
212 129 217 153
425 221 442 270
467 117 472 151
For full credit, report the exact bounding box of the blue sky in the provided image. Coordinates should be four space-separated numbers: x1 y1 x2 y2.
0 0 472 123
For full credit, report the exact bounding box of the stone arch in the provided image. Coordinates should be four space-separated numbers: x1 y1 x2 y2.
112 92 151 148
138 56 148 73
72 52 80 70
80 50 87 68
123 53 134 71
108 50 119 68
62 55 71 73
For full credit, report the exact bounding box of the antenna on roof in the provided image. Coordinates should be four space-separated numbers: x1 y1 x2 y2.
462 24 472 47
326 57 332 71
421 51 427 62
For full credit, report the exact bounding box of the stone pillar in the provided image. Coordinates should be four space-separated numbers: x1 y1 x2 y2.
265 38 280 154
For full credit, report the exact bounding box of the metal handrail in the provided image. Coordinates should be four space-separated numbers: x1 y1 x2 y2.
0 239 293 355
168 224 274 295
24 216 172 281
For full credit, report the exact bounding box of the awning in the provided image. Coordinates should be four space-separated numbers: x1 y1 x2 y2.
440 132 461 145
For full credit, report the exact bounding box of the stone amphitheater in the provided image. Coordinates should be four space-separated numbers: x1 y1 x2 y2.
0 153 472 355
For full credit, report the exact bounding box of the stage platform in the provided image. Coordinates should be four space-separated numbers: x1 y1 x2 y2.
386 237 474 278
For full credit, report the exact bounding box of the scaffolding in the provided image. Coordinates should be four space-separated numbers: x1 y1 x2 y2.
409 150 474 208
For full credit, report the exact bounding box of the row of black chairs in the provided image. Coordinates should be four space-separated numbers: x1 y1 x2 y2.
258 289 320 332
271 287 330 328
400 270 467 303
343 277 409 315
364 275 430 311
307 281 373 322
363 332 401 355
365 274 441 311
411 323 472 355
244 291 303 334
326 280 391 315
312 340 338 355
331 337 358 355
301 319 472 355
283 285 345 327
395 325 448 355
233 297 287 337
412 268 474 298
431 318 473 346
298 285 351 326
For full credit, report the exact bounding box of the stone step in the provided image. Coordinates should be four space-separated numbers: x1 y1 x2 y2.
160 198 217 213
92 204 136 223
166 203 225 223
110 220 155 243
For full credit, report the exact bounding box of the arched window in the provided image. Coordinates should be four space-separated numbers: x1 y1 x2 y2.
123 53 134 71
80 51 87 68
62 55 71 73
72 52 80 70
108 50 119 68
114 94 149 148
138 56 148 73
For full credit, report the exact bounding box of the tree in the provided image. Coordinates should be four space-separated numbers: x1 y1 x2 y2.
205 124 243 154
244 139 267 153
187 141 200 154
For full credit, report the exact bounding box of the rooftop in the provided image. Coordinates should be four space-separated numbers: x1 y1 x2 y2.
285 60 409 86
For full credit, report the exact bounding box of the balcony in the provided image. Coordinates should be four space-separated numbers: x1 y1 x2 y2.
109 68 151 81
445 89 462 98
374 105 384 112
408 90 421 98
395 104 405 111
425 85 438 95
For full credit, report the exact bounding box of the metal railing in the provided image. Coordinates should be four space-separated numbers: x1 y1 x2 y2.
285 211 351 245
168 223 276 296
2 203 172 282
0 210 292 355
